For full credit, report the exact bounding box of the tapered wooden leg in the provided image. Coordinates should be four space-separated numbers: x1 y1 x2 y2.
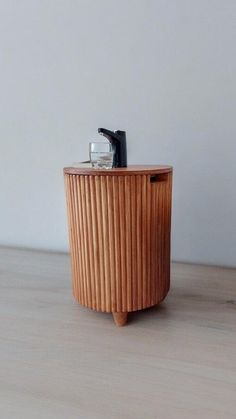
112 312 128 327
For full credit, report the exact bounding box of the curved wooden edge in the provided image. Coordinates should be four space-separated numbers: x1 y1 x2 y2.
112 312 128 327
63 165 173 176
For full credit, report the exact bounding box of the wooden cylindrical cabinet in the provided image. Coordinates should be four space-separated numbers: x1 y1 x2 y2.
64 165 173 326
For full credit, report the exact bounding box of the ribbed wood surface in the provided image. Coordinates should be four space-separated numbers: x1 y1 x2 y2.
64 172 172 313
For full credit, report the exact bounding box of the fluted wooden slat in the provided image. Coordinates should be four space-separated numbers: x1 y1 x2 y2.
101 176 111 311
71 176 79 301
106 176 116 311
118 176 126 312
146 176 151 306
136 175 142 310
130 175 137 308
90 176 100 310
64 170 172 313
77 176 88 305
64 176 76 297
150 175 156 306
125 176 132 311
71 176 81 300
94 176 105 311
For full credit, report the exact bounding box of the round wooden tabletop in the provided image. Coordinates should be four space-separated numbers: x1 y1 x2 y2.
64 164 173 176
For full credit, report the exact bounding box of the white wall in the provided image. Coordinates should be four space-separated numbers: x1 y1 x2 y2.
0 0 235 266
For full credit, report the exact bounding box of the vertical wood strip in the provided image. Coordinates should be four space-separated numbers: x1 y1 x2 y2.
150 177 157 305
141 175 147 308
136 175 142 310
84 176 96 308
113 176 122 312
90 176 100 310
94 176 105 311
72 175 82 303
130 175 137 309
107 176 116 312
125 176 132 311
156 182 163 299
70 176 80 301
146 177 151 306
77 176 86 306
65 175 76 297
118 176 127 312
101 176 111 312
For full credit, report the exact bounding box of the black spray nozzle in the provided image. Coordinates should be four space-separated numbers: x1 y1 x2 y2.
98 128 124 141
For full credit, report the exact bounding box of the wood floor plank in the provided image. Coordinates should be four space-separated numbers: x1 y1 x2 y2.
0 247 236 419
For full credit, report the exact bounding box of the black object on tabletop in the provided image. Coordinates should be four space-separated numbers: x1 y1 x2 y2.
98 128 127 168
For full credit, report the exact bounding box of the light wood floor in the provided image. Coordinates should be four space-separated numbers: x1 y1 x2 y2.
0 247 235 419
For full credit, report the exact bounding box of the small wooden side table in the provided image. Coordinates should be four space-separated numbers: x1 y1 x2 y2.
64 165 173 326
